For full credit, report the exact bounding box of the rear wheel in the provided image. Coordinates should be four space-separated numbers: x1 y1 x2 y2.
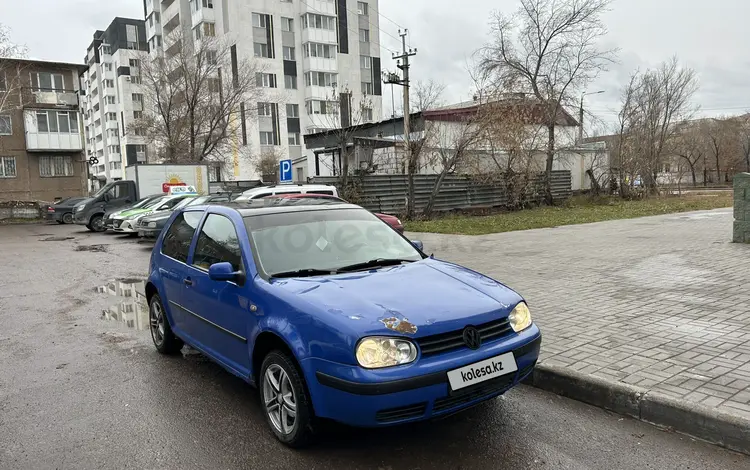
88 214 105 232
149 294 183 355
62 213 73 224
260 351 314 447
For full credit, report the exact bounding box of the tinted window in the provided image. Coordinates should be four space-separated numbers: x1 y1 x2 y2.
193 214 243 272
161 212 203 263
312 190 334 195
158 197 188 210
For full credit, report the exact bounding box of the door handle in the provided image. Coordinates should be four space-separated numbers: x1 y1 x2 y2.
183 278 193 286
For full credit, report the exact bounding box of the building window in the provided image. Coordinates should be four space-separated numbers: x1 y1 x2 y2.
202 0 213 8
288 132 300 146
359 29 370 42
106 96 116 104
305 71 338 87
283 46 295 61
303 42 337 59
203 22 216 37
305 100 331 115
0 114 11 135
110 161 122 170
107 112 117 121
109 146 121 154
284 75 297 89
256 73 277 88
286 103 299 117
131 75 142 84
357 2 368 15
281 17 293 32
39 156 74 177
129 59 140 68
361 82 373 95
302 13 336 31
259 131 275 145
363 107 373 121
101 45 111 55
360 55 371 69
104 63 112 72
134 111 143 119
104 79 114 88
0 156 16 178
35 110 78 134
206 50 218 65
253 43 271 58
252 13 267 28
132 93 143 105
257 102 273 116
30 72 65 91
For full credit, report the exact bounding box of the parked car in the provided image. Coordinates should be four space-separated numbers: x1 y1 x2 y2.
45 197 88 224
145 200 540 446
265 193 405 233
112 194 196 234
233 184 339 202
137 194 230 239
103 194 165 230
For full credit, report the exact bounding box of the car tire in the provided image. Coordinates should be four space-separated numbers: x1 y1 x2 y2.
62 213 73 224
148 294 183 355
89 215 105 232
260 351 314 448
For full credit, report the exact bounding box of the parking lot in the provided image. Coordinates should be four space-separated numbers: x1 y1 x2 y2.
0 221 748 469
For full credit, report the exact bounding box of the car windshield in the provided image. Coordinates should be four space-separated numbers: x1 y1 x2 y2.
133 196 160 209
245 208 422 277
142 196 169 209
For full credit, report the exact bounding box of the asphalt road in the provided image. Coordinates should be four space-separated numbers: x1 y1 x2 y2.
0 223 747 470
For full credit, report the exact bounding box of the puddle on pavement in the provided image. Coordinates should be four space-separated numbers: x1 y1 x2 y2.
96 279 149 332
76 244 108 252
42 236 75 242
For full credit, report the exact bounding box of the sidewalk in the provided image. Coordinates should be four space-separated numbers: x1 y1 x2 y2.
408 208 750 452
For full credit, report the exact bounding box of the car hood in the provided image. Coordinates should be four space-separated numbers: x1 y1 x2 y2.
117 208 152 218
141 212 172 222
269 258 523 337
74 197 94 208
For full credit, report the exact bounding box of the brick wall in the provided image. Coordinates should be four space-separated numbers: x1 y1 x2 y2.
733 173 750 243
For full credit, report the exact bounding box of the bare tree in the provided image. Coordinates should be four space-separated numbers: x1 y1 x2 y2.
737 115 750 173
478 0 617 203
131 31 262 172
673 122 706 187
252 147 281 183
0 24 28 116
307 86 372 191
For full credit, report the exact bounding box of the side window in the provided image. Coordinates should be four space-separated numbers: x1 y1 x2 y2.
250 191 272 199
193 214 243 272
314 190 334 195
161 212 203 263
159 198 183 210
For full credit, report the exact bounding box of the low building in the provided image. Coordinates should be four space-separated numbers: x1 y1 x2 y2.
0 58 88 202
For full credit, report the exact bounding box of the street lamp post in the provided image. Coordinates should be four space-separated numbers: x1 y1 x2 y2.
578 90 605 144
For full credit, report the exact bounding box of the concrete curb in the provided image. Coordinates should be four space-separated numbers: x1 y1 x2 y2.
523 363 750 455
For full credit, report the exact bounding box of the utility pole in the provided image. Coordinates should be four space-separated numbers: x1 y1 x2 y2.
578 90 605 145
384 29 417 215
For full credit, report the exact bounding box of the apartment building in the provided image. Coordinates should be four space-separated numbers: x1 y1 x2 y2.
80 18 149 188
143 0 383 181
0 58 87 202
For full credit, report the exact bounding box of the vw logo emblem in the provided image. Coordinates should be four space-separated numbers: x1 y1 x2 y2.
462 326 481 350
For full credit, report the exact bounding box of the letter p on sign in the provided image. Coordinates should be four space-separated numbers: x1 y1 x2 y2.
279 159 293 183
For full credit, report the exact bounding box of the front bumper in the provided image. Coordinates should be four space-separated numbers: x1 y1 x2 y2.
138 227 161 238
303 326 541 427
113 219 138 233
73 209 89 225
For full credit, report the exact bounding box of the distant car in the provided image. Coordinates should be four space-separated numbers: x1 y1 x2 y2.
233 184 339 202
103 194 165 230
266 193 404 234
137 194 230 239
145 201 540 447
112 195 195 234
45 197 88 224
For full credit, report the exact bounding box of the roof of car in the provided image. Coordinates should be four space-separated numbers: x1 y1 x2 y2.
186 200 361 217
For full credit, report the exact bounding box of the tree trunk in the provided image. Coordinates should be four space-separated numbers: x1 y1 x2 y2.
545 123 555 205
424 170 448 217
586 169 601 196
715 152 721 183
746 152 750 172
690 164 697 187
340 143 349 188
406 145 417 219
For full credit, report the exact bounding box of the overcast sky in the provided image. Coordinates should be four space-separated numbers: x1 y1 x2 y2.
2 0 749 130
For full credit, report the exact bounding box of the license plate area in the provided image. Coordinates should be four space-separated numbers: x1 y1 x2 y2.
446 352 518 392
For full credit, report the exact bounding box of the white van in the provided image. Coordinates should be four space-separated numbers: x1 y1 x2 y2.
234 184 339 202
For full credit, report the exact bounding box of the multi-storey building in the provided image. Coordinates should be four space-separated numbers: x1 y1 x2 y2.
80 18 149 188
0 58 87 202
143 0 383 181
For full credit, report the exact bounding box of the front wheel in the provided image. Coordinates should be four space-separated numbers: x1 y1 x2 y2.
149 294 183 354
62 213 73 224
260 351 314 447
88 214 105 232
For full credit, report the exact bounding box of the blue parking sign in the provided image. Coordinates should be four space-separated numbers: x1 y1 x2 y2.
279 159 293 182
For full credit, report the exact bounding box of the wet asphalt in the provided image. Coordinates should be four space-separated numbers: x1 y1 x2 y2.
0 223 748 470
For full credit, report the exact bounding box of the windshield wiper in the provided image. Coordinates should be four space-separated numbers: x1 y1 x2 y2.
336 258 416 273
270 268 337 279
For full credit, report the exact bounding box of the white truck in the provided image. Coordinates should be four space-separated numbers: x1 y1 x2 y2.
74 164 210 232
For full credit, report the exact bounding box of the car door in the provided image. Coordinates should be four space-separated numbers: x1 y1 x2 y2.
182 212 253 376
157 211 204 336
106 182 135 210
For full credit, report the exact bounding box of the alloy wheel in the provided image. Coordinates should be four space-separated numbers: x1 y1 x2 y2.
263 364 297 435
149 301 165 347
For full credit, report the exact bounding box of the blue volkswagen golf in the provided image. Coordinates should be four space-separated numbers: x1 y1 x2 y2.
146 200 541 446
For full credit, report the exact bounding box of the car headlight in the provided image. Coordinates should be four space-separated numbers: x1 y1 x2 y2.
356 337 417 369
509 302 532 332
148 222 157 228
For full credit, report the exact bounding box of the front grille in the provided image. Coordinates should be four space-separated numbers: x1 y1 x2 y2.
417 318 513 357
433 374 515 413
375 402 427 423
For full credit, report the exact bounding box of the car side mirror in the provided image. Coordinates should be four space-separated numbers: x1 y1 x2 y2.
209 262 245 285
411 240 424 251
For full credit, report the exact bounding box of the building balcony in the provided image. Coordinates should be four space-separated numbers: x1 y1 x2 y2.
301 28 338 46
302 56 338 73
147 20 163 39
300 0 336 16
105 120 118 130
22 88 79 109
163 5 181 35
192 7 215 28
24 132 84 153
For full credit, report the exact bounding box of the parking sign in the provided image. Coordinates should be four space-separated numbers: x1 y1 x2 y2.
279 159 292 183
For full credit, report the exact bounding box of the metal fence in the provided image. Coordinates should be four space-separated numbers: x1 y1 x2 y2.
311 170 572 214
